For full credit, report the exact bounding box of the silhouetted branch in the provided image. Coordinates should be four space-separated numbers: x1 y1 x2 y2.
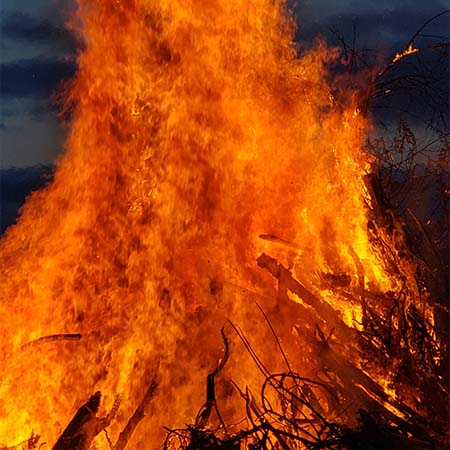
21 334 82 350
113 377 158 450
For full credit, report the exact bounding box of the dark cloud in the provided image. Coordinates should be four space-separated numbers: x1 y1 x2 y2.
0 165 53 234
1 11 77 52
0 57 76 98
0 106 16 118
370 48 449 133
295 6 449 55
292 6 450 132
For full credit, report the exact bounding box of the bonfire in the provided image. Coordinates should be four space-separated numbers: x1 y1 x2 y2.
0 1 448 449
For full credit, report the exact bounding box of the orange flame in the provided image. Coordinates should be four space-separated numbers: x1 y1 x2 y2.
392 43 419 63
0 0 411 447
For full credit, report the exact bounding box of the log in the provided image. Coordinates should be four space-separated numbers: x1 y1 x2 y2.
53 392 120 450
257 253 357 340
113 377 158 450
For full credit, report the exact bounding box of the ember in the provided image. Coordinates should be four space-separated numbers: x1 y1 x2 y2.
0 0 447 449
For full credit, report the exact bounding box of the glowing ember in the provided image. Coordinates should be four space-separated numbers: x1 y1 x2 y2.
0 0 423 448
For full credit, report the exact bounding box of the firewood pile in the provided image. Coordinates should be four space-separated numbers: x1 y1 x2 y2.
164 181 447 449
3 182 448 450
162 227 448 449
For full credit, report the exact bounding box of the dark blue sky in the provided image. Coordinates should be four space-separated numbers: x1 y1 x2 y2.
1 0 448 167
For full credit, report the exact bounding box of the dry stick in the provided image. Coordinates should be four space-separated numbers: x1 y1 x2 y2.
357 10 450 114
21 333 82 350
227 320 271 378
258 253 435 441
252 300 320 433
195 328 230 434
230 313 323 447
254 301 293 374
113 377 158 450
404 10 450 50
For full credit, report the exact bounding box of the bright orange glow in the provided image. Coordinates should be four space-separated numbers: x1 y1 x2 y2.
0 0 419 447
392 43 419 63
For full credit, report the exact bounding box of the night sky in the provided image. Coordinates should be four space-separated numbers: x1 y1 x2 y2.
1 0 448 168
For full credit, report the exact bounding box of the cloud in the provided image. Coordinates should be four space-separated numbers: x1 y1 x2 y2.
290 4 450 136
292 0 449 23
294 3 450 53
0 113 65 167
0 164 53 234
0 57 76 98
1 11 77 52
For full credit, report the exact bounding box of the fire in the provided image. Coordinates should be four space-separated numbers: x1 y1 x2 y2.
0 0 423 448
392 43 419 63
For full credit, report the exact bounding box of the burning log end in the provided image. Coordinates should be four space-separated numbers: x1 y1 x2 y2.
53 391 121 450
258 234 300 249
257 253 281 278
52 391 101 450
21 334 82 351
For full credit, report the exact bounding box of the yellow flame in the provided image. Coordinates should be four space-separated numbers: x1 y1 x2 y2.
393 43 419 63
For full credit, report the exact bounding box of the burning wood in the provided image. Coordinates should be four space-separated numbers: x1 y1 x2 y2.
0 0 448 448
53 392 120 450
194 328 230 432
20 334 82 351
113 378 158 450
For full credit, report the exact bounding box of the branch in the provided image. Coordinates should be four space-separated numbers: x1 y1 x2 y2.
113 377 158 450
257 253 356 338
21 334 82 350
195 328 230 432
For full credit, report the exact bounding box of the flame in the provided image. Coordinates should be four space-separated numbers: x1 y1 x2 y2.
392 43 419 63
0 0 412 447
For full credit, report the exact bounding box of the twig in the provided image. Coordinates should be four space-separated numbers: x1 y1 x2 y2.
254 301 292 374
195 328 230 433
227 320 271 378
404 10 450 50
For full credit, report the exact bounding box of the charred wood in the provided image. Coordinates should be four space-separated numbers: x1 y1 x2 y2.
113 377 158 450
21 334 82 350
195 328 230 431
257 253 357 341
53 391 120 450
